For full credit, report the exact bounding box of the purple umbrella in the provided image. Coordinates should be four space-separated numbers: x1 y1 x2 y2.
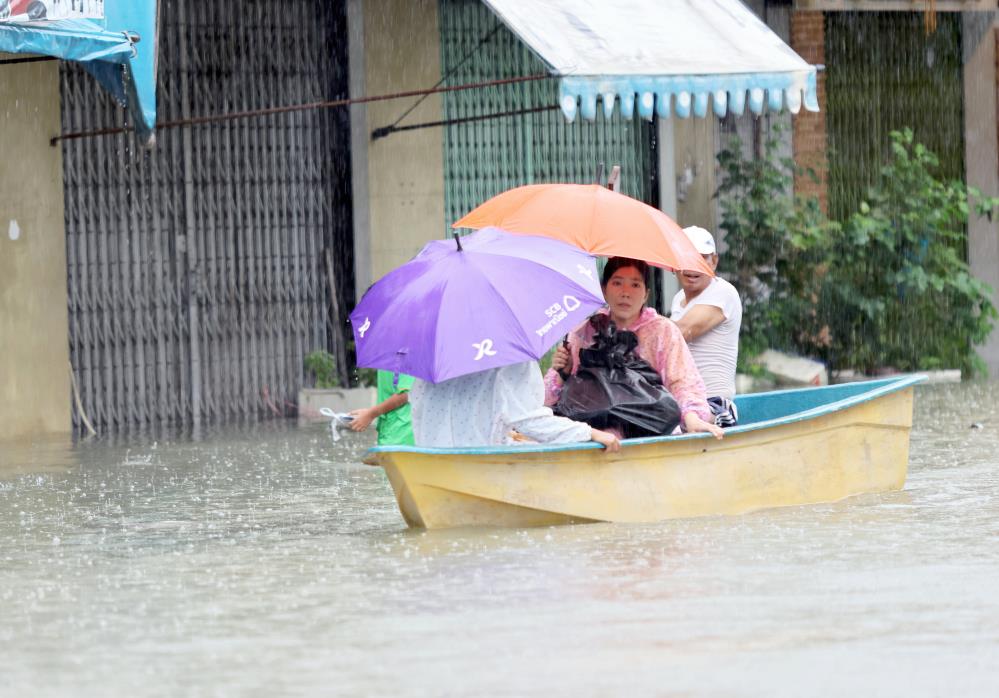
350 227 605 384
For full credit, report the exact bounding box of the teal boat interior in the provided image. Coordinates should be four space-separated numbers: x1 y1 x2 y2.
731 374 926 427
368 374 927 456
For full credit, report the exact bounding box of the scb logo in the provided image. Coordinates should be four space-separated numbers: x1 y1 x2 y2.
545 296 580 316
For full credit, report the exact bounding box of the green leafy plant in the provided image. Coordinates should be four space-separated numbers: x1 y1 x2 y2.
354 367 377 388
304 350 339 389
715 125 835 369
716 127 999 377
344 339 377 387
818 129 998 375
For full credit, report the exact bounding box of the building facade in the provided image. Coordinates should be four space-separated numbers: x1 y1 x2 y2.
3 0 999 441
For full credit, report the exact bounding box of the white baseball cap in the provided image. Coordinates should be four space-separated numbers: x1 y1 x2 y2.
682 226 717 255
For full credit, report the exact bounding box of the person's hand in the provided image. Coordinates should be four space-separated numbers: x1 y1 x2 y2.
551 344 572 377
683 412 724 440
348 408 376 432
591 428 621 452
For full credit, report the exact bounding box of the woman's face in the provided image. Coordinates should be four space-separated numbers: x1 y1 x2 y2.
603 266 648 324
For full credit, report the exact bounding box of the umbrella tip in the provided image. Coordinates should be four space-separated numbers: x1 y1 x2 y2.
455 235 463 252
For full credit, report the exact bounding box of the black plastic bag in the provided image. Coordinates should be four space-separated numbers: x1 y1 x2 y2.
554 315 681 438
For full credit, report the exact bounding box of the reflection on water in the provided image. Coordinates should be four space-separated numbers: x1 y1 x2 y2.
2 383 998 696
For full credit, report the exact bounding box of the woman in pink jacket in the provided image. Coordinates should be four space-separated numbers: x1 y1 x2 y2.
544 257 724 439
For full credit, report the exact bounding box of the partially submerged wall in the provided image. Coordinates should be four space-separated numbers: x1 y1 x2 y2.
0 57 71 439
963 14 999 377
349 0 445 296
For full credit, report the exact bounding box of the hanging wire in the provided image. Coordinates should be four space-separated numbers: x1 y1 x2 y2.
372 104 558 140
50 73 553 146
373 22 505 138
0 55 58 65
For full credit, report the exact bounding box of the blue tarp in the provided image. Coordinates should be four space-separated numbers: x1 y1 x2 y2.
0 1 158 144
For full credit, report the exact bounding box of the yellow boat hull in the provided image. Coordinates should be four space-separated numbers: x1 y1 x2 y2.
370 380 918 529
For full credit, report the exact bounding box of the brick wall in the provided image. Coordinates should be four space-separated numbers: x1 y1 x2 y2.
790 10 828 212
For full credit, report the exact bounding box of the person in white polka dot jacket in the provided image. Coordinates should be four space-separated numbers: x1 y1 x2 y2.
410 362 621 452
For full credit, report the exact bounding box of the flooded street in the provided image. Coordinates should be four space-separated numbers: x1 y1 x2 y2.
2 382 998 697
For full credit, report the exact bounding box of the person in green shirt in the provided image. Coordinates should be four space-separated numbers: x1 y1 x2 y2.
348 370 415 446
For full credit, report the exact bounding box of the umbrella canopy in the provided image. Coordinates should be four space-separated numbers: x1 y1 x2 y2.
350 227 605 384
452 183 713 275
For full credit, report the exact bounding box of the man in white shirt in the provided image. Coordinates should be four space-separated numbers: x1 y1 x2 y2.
670 226 742 426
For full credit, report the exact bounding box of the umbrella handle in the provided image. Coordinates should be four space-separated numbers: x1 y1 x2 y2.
557 336 572 382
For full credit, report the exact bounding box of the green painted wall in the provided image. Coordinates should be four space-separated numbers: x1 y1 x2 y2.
439 0 656 229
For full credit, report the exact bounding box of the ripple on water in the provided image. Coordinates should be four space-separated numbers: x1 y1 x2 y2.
1 383 998 696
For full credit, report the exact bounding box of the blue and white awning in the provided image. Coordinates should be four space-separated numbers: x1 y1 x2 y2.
482 0 819 121
0 1 158 144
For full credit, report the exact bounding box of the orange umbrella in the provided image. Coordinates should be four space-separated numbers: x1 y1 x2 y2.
453 183 713 275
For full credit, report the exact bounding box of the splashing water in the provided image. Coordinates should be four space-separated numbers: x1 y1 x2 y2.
1 383 998 696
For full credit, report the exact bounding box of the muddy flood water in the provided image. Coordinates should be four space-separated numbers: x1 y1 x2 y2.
2 381 998 697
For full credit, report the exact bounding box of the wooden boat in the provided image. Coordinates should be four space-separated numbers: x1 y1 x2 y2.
367 375 925 529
